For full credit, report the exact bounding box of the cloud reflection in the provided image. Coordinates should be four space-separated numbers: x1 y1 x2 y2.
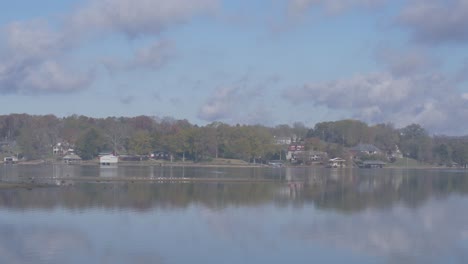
284 197 468 262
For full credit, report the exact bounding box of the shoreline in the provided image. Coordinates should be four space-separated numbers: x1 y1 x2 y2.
0 160 464 170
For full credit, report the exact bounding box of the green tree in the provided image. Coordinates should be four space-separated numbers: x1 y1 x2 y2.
17 126 40 160
452 142 468 168
129 130 153 155
399 124 433 162
433 143 452 165
76 128 106 160
371 123 400 153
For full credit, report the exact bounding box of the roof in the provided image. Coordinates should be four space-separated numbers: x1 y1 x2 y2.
351 144 381 153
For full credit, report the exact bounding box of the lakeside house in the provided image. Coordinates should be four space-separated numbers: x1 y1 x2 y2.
327 158 346 168
286 144 305 161
63 154 82 164
100 154 118 165
3 156 18 164
274 136 293 145
350 144 382 156
53 142 75 156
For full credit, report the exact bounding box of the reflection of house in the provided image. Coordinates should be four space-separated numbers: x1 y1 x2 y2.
100 155 118 165
63 154 82 164
327 158 346 168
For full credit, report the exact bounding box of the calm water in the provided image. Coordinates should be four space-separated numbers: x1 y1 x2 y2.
1 164 468 264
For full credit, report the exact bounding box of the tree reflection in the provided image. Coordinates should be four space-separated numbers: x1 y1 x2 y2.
0 168 467 213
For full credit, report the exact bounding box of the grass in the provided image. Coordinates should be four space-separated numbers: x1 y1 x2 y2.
388 157 433 168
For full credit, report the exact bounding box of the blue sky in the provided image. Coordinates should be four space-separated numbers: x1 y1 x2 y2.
1 0 468 134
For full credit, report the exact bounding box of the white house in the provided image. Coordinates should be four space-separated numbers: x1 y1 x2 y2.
100 154 118 165
327 158 346 168
3 156 18 164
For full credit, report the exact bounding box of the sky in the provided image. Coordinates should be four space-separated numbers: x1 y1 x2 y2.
1 0 468 135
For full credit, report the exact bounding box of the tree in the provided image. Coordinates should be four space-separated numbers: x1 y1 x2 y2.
17 126 40 160
129 130 153 155
433 143 452 165
399 124 433 161
452 142 468 168
101 117 130 154
371 123 400 153
76 128 106 160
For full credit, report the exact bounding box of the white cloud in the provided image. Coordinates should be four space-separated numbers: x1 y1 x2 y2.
284 70 468 134
398 0 468 44
0 59 94 94
0 0 217 95
198 87 238 121
104 39 176 72
375 47 440 77
285 198 468 260
288 0 385 15
3 20 67 60
0 21 92 94
0 21 93 94
69 0 218 38
197 80 274 125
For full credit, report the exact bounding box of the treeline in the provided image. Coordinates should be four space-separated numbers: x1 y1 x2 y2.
0 114 467 166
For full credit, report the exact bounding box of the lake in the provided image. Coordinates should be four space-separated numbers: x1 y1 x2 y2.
0 164 467 264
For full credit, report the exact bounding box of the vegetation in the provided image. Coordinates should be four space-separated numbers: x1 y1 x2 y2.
0 114 468 167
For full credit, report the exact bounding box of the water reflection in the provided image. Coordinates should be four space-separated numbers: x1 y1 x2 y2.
0 165 467 263
0 166 467 212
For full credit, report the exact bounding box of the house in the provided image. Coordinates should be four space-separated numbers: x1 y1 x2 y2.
274 136 292 145
3 156 18 164
308 151 327 161
286 144 305 161
293 150 327 163
390 145 403 159
151 151 170 160
327 158 346 168
53 142 75 156
63 154 82 164
100 154 118 165
350 144 382 157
